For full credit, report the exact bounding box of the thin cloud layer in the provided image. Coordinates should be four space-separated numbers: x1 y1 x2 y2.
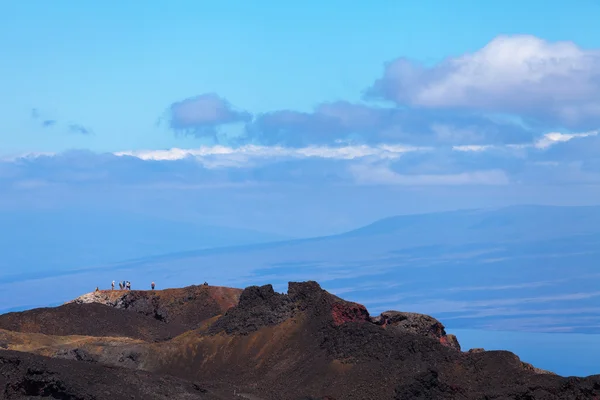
366 35 600 130
4 131 600 189
115 143 424 164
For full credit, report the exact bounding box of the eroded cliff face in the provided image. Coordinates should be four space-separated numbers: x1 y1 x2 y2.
0 281 598 400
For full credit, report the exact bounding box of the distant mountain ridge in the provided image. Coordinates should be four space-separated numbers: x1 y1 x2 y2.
339 204 600 242
0 209 291 279
73 204 600 261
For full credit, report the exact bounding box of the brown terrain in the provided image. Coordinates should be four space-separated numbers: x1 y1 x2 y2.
1 281 599 399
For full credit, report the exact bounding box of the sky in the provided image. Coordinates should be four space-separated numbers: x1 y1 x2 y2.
2 0 600 237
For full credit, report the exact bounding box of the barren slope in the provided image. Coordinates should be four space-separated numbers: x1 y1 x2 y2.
0 349 225 400
0 285 242 342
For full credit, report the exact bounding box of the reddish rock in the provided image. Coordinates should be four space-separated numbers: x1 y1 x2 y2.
330 301 370 326
439 334 461 350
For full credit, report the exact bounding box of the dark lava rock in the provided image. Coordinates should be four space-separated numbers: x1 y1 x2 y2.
0 302 180 342
54 348 99 363
372 311 461 351
208 284 294 335
394 369 465 400
467 347 485 353
288 281 326 307
209 281 371 336
0 350 220 399
3 280 600 400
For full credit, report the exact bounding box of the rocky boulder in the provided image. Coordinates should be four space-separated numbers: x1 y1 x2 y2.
372 311 461 351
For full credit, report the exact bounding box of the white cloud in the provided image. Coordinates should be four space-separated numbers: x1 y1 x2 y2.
450 129 599 152
114 144 428 167
0 151 55 162
533 130 599 149
3 127 598 188
452 145 495 152
370 35 600 128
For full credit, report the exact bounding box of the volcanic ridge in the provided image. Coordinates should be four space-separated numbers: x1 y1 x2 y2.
0 281 599 399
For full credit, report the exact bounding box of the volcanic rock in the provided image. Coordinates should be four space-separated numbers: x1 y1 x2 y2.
67 284 241 331
0 350 220 399
0 280 598 400
372 311 461 351
208 284 294 335
0 302 180 342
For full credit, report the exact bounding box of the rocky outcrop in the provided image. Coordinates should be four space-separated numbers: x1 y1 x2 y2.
330 301 370 326
208 284 295 335
371 311 461 351
209 281 372 336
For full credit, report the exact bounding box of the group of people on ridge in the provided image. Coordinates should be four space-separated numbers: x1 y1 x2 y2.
95 281 156 292
111 280 132 290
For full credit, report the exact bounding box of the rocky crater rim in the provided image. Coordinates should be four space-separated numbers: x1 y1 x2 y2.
66 280 463 350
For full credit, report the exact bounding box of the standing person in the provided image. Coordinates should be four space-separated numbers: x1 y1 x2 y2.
126 281 131 290
119 281 123 290
111 280 115 290
151 281 155 290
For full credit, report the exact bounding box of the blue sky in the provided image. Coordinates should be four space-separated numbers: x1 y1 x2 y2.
2 1 600 236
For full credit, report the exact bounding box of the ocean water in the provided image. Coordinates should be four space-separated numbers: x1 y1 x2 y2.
451 329 600 377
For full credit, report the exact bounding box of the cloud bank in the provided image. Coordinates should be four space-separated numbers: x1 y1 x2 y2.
10 35 600 189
